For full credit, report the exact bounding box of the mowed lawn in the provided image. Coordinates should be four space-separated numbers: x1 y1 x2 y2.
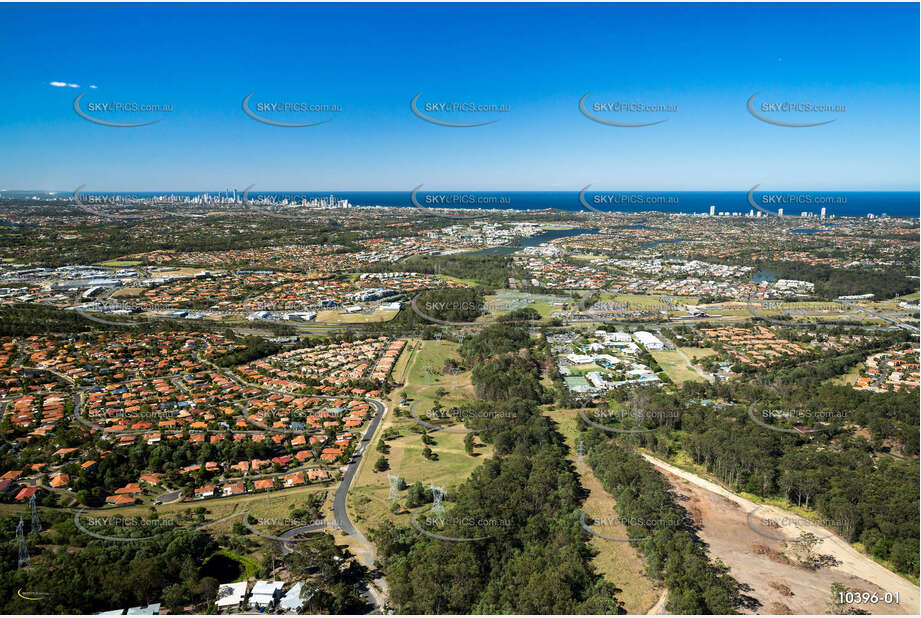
480 292 566 321
95 259 142 267
544 408 662 614
679 346 717 362
650 349 706 385
347 339 491 536
314 309 399 323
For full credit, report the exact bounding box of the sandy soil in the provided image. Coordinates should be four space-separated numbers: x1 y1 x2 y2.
642 453 919 615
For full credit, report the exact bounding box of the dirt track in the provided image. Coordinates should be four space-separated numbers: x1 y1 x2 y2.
642 453 919 615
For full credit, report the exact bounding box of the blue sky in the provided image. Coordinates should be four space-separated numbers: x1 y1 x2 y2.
0 2 918 191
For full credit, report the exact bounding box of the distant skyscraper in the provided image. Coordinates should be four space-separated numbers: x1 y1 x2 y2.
820 207 826 219
777 208 783 217
709 204 715 216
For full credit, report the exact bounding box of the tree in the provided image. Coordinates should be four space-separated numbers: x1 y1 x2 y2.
373 455 389 472
284 534 367 613
827 583 852 614
464 432 475 456
162 584 187 614
405 481 425 508
790 532 821 568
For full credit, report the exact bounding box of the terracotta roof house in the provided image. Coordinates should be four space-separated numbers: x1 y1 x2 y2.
15 486 39 502
283 472 305 487
223 481 246 497
194 485 215 498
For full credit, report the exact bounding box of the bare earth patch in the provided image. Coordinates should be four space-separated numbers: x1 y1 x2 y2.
644 454 919 615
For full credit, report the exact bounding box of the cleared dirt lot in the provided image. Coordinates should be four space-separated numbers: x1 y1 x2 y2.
645 454 919 615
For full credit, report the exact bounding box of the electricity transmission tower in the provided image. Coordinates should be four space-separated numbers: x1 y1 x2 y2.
430 484 445 516
29 494 41 533
16 517 29 568
387 473 402 503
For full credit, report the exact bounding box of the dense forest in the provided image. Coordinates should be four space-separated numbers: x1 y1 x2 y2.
364 253 525 288
601 380 920 577
753 260 916 299
0 515 218 614
283 533 369 613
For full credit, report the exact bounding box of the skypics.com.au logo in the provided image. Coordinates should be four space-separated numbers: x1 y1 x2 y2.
580 511 682 542
747 402 851 435
411 92 509 127
242 92 341 127
579 93 677 127
579 406 680 434
747 92 845 127
747 184 847 217
73 90 172 127
242 512 339 543
409 401 516 435
410 508 511 542
747 507 846 542
578 186 680 214
74 509 178 542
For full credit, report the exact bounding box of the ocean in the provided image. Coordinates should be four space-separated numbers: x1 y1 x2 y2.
33 190 921 219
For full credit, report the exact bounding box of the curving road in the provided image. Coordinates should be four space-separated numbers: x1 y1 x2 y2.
331 398 386 543
279 396 389 612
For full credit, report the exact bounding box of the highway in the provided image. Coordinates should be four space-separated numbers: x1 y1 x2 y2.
839 300 920 333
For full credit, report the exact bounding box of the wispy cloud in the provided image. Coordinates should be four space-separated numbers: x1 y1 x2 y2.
49 81 81 88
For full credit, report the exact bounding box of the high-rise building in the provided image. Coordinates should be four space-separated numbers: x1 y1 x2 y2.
709 204 716 216
778 208 783 217
820 207 826 219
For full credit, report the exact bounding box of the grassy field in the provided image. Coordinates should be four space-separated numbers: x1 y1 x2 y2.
391 338 421 385
650 349 705 385
568 362 602 375
600 293 703 308
678 346 717 362
544 408 662 613
6 484 334 568
110 287 146 298
315 309 399 323
347 339 491 537
95 259 142 267
828 361 864 386
569 253 611 261
479 292 569 322
437 274 481 287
